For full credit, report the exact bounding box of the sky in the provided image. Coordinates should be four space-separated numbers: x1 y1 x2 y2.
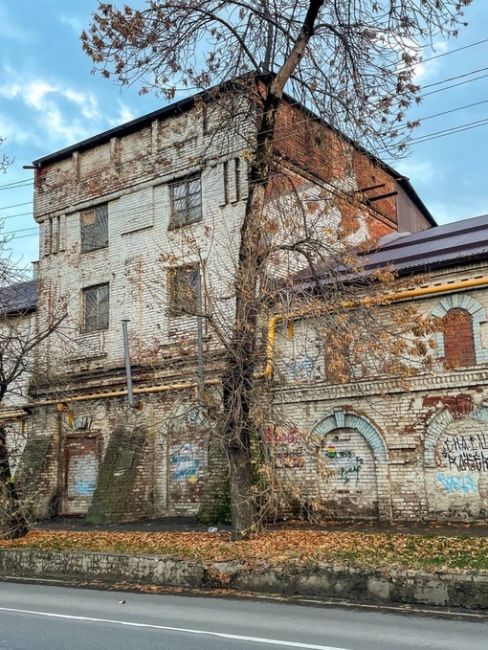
1 0 488 268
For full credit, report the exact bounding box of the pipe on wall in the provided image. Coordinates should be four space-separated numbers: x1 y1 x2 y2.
262 275 488 378
7 275 488 413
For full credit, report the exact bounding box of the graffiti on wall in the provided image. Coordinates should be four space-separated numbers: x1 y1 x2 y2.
283 348 322 383
324 446 364 485
440 433 488 472
171 442 201 481
436 472 478 495
265 425 305 468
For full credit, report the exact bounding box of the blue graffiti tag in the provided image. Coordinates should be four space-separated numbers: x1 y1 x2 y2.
436 473 477 495
74 480 96 496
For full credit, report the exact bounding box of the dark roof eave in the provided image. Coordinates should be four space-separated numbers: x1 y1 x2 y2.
5 305 36 317
297 250 488 293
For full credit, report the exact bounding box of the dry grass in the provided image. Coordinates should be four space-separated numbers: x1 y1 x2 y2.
1 529 487 572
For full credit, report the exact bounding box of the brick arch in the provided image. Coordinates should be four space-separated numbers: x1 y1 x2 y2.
312 409 387 462
424 405 488 467
431 294 488 364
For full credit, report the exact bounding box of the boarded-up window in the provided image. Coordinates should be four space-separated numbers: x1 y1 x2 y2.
443 308 475 369
81 204 108 252
83 283 109 332
168 265 199 316
169 175 202 228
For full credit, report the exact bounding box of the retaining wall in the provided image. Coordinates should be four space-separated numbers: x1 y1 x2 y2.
1 548 487 610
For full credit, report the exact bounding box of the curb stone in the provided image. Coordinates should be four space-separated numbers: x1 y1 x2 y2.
1 549 487 610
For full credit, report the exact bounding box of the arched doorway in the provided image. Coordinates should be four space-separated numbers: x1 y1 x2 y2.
425 407 488 520
312 411 387 519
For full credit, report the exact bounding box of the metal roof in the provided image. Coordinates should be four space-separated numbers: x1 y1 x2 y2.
294 213 488 287
0 280 38 315
362 213 488 273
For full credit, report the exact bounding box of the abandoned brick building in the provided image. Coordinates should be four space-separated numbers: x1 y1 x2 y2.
4 82 488 524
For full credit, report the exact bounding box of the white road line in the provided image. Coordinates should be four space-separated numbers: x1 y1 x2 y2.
0 606 350 650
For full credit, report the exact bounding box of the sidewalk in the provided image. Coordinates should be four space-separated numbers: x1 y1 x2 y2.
36 515 488 538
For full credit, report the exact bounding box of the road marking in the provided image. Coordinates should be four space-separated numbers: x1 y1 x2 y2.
0 606 350 649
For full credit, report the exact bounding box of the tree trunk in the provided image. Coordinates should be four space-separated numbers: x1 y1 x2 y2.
223 0 326 537
0 425 28 539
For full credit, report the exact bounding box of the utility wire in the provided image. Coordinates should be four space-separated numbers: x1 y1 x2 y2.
422 72 488 97
411 118 488 144
398 98 488 128
422 65 488 89
395 36 488 72
0 201 31 211
0 211 34 221
0 179 33 191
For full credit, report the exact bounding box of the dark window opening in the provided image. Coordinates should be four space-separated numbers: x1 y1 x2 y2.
169 175 202 228
168 265 199 317
81 204 108 252
83 283 109 332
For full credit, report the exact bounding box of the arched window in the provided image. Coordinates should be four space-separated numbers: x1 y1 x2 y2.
443 308 475 369
431 294 488 367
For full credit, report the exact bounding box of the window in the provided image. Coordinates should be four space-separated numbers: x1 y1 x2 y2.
168 265 199 316
443 308 475 369
81 204 108 252
82 284 109 332
169 175 202 228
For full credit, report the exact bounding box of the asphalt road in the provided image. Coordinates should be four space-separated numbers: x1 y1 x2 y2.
0 582 486 650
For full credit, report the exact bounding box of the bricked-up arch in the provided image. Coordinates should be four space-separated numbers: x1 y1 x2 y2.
443 308 475 368
431 294 488 365
425 404 488 467
312 410 387 462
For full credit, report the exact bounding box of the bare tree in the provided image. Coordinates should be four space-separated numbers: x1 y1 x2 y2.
82 1 471 536
0 229 67 539
0 136 12 174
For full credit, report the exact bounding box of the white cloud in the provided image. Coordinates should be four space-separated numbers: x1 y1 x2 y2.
379 34 449 83
395 158 437 185
107 103 137 127
0 113 37 146
0 66 102 144
59 15 84 36
413 41 449 82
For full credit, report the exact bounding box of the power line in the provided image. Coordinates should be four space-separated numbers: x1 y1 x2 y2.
401 98 488 127
0 201 31 212
422 72 488 97
1 225 38 235
422 65 488 89
411 117 488 144
395 36 488 72
0 232 38 241
0 211 34 221
0 179 33 191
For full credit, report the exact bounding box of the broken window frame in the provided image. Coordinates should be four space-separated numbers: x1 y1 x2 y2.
81 203 109 253
82 283 110 333
168 264 200 317
168 174 203 229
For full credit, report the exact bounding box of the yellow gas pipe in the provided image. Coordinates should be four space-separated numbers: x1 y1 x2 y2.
262 275 488 378
15 274 488 412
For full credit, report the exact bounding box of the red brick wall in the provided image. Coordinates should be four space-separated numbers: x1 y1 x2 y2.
443 308 476 369
271 98 398 233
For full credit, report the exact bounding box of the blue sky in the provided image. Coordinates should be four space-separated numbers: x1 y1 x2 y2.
1 0 487 267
